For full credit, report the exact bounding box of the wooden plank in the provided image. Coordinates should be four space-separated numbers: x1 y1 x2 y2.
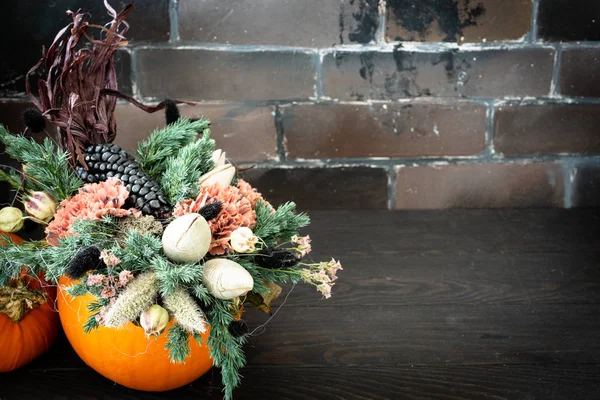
279 251 600 306
4 365 600 400
239 305 600 366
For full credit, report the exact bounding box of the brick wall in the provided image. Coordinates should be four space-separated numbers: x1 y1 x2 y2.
1 0 600 210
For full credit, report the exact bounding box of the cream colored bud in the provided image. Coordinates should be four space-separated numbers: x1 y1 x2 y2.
230 227 259 253
162 213 212 263
24 192 57 223
211 149 227 168
198 164 236 188
0 207 24 233
203 258 254 300
140 304 170 337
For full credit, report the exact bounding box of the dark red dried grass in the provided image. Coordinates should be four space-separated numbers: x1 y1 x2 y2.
25 1 179 166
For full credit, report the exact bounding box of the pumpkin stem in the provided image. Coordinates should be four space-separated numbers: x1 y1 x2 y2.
0 279 47 323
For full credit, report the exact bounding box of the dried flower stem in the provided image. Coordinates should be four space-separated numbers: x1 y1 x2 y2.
103 271 159 327
163 287 207 334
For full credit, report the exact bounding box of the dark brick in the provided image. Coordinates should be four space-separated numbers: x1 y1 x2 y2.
239 167 388 210
114 104 278 163
494 104 600 156
538 0 600 41
0 0 168 96
322 48 554 100
386 0 532 42
395 163 564 209
138 49 315 101
179 0 378 46
282 102 486 159
560 48 600 98
572 163 600 207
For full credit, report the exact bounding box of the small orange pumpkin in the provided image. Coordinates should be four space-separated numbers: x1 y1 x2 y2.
0 232 60 372
57 275 214 391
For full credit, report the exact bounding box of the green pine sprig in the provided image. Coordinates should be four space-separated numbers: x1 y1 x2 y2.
207 300 247 400
151 256 204 296
0 125 83 201
136 118 211 180
165 324 192 363
253 201 310 247
159 131 215 205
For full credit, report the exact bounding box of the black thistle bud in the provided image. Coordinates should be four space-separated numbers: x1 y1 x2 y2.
228 320 249 337
66 246 106 279
254 247 299 270
199 202 222 222
22 108 46 133
164 99 181 125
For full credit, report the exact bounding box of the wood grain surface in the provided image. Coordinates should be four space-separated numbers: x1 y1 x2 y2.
1 209 599 399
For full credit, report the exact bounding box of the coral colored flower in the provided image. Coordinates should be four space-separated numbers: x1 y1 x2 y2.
118 270 134 287
45 178 139 246
174 183 256 255
237 179 273 211
87 274 106 286
101 285 117 299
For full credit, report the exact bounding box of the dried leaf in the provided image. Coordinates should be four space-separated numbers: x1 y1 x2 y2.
244 282 282 314
0 280 47 323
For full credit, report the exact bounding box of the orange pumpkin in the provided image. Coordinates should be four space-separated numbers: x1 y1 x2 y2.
0 232 60 372
57 275 214 391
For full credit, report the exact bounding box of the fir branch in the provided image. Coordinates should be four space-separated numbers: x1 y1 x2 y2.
253 201 310 247
83 314 100 333
137 118 211 180
191 283 212 305
165 324 191 363
207 300 247 400
151 257 204 296
163 287 208 334
230 255 302 295
193 332 204 346
0 239 46 286
0 168 23 190
112 230 163 273
66 282 89 297
159 131 215 205
0 125 83 201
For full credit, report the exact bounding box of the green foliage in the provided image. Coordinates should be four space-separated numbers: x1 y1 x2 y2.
111 230 163 273
83 314 100 333
191 282 211 305
151 256 204 296
0 168 23 190
207 300 246 400
66 283 88 297
231 255 302 295
0 238 46 285
0 125 83 201
159 131 215 205
165 324 191 363
254 201 310 247
137 118 211 180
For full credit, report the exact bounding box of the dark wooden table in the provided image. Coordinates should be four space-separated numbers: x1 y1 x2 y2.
2 209 600 399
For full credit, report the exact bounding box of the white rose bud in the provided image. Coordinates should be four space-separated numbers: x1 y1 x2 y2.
140 304 170 337
203 258 254 300
24 191 57 223
230 227 259 253
211 149 227 168
162 213 212 263
0 207 24 233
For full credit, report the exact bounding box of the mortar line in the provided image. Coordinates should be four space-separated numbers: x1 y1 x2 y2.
530 0 540 43
129 47 142 101
376 0 387 44
314 53 324 100
169 0 179 43
484 101 496 157
274 105 287 162
386 165 397 210
550 44 563 97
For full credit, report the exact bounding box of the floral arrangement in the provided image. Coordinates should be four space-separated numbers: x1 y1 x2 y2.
0 3 341 398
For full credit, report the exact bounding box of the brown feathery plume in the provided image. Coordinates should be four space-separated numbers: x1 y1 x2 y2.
25 1 183 166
